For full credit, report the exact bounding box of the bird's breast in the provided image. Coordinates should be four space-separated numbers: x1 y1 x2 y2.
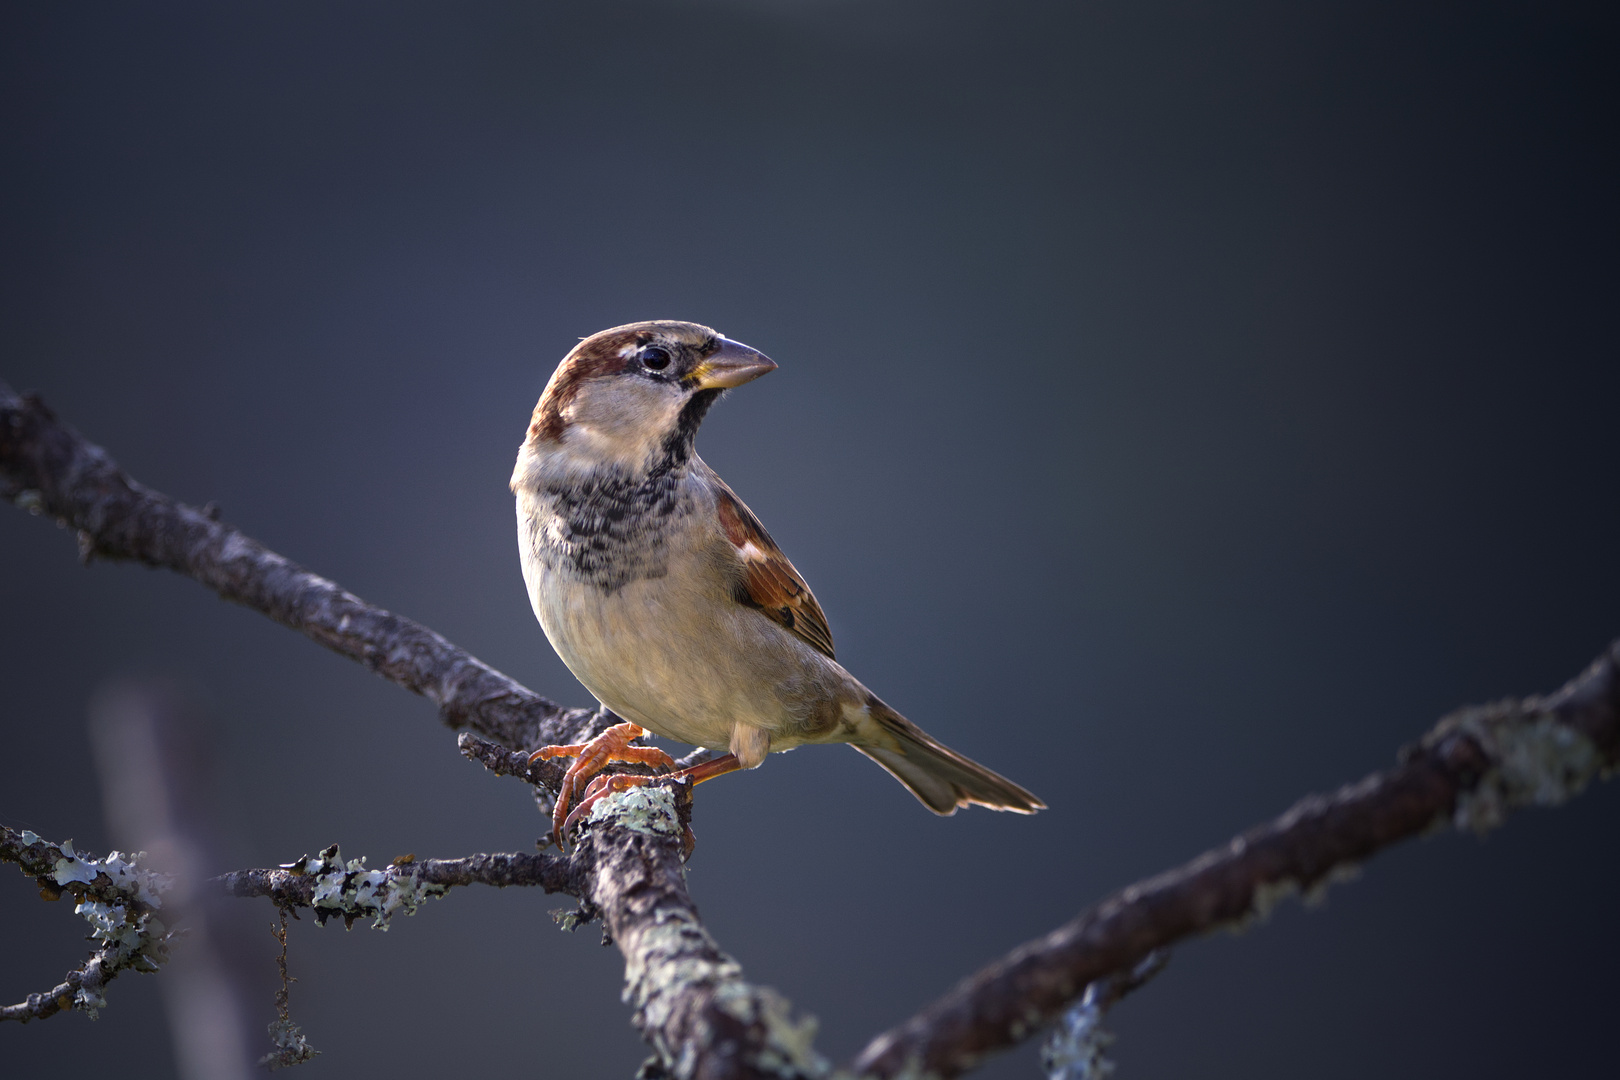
522 466 698 592
517 500 857 751
524 551 751 748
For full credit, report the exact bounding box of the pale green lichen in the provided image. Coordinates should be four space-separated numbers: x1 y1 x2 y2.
1230 861 1359 934
1249 878 1299 924
714 981 824 1078
1302 862 1361 907
298 844 449 930
575 786 827 1078
586 784 683 837
12 835 175 1016
624 909 741 1020
1451 711 1603 834
623 905 828 1079
551 905 590 933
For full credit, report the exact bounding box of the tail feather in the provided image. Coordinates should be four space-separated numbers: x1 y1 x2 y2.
852 697 1045 815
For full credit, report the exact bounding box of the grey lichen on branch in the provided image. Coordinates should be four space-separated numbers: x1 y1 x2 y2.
1432 651 1618 833
0 826 175 1022
574 784 830 1080
214 844 578 928
213 786 830 1080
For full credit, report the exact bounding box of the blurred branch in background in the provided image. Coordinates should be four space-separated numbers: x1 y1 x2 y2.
4 379 1617 1080
88 681 264 1080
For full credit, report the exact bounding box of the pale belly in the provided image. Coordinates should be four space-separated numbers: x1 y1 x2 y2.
526 553 857 752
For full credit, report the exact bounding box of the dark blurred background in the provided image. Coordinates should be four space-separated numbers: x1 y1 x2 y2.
3 2 1617 1077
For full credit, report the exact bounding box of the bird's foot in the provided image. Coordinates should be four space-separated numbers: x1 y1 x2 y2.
549 750 748 856
566 752 746 857
560 772 696 858
528 722 676 849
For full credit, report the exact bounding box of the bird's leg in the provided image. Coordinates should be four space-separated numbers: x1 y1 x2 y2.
560 752 745 857
528 721 677 849
678 752 745 787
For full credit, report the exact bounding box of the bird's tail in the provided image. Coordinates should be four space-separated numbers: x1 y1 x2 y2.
851 695 1045 815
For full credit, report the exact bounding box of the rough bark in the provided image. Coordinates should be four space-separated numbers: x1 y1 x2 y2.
577 786 827 1080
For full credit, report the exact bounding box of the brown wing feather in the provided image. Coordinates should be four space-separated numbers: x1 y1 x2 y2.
713 484 836 660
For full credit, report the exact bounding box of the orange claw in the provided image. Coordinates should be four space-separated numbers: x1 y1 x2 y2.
528 722 677 849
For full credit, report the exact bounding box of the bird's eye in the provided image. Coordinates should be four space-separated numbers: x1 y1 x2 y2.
641 346 672 371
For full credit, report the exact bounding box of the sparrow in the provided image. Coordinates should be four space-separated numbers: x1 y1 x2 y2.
511 320 1043 846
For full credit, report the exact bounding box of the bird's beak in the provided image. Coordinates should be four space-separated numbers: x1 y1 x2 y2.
691 337 777 390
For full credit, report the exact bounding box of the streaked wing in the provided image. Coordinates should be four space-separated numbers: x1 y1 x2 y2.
713 482 836 660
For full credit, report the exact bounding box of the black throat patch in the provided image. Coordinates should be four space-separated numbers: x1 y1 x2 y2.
656 389 720 475
531 462 698 592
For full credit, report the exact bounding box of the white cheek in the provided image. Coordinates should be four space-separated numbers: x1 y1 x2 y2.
563 379 686 470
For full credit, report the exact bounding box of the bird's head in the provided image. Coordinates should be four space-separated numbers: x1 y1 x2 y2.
515 320 776 486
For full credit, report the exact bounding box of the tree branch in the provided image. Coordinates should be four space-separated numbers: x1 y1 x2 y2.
454 732 828 1077
0 380 600 753
213 846 578 924
852 642 1620 1078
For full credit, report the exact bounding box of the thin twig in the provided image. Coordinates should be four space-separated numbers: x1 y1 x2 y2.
213 846 579 921
258 909 318 1070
